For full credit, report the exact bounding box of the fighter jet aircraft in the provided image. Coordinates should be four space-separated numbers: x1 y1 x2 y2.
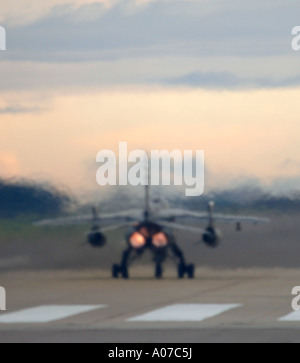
35 185 269 279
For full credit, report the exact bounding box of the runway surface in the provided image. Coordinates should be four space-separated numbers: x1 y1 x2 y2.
0 268 300 343
0 215 300 343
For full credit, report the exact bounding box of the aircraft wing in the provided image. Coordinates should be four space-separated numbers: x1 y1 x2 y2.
156 208 269 225
213 214 270 224
34 210 142 227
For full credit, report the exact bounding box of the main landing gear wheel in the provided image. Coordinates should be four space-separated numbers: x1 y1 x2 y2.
187 264 195 279
155 264 163 279
178 263 185 279
112 264 129 279
178 264 195 279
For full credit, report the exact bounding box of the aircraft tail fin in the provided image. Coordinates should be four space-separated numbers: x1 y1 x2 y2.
144 162 150 220
208 201 215 227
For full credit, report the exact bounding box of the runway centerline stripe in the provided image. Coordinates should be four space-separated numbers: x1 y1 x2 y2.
0 305 106 324
128 304 242 322
279 311 300 322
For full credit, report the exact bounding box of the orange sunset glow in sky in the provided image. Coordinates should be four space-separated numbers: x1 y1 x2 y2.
0 87 299 193
1 0 300 195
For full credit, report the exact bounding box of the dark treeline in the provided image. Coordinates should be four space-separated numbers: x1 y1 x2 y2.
86 186 300 215
0 179 72 218
0 179 299 219
178 188 300 214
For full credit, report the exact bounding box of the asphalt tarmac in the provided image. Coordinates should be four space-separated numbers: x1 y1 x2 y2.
0 215 300 343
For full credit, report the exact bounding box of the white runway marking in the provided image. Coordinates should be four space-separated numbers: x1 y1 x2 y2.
0 305 106 324
279 311 300 322
128 304 242 322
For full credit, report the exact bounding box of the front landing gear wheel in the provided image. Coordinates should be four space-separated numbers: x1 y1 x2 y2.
155 264 163 279
112 264 120 279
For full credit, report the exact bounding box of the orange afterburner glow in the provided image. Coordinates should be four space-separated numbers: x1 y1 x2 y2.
152 232 169 248
129 232 146 249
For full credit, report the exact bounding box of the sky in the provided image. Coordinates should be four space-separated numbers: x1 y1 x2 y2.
0 0 300 198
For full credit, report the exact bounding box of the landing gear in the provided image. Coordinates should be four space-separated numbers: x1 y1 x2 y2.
112 247 133 279
177 263 195 279
122 266 129 279
170 242 195 279
112 264 129 279
155 263 163 279
112 264 119 278
112 240 195 279
187 264 195 279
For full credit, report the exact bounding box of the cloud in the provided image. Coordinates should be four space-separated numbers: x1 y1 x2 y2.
0 0 299 91
162 71 252 88
2 0 300 60
1 60 300 91
0 105 43 114
160 71 300 89
0 0 114 26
